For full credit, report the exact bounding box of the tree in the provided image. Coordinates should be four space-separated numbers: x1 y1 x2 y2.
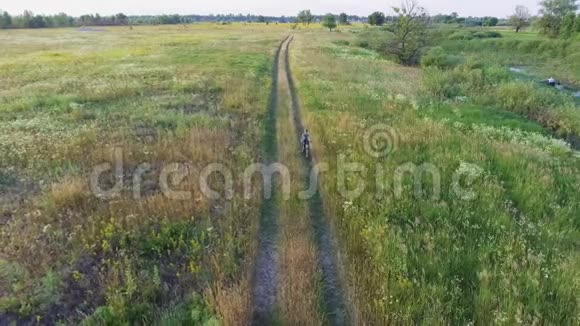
510 5 531 32
433 12 460 24
52 13 73 27
484 17 499 26
115 13 129 25
22 10 33 28
540 0 578 17
322 14 337 31
339 13 348 25
297 10 313 25
257 15 266 23
561 12 576 37
29 15 47 28
538 0 578 37
537 14 562 37
387 0 428 65
94 13 102 26
0 10 12 29
157 14 182 25
368 11 386 26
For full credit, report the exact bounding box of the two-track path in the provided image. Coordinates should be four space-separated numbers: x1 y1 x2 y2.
250 35 287 325
251 34 348 325
283 36 349 325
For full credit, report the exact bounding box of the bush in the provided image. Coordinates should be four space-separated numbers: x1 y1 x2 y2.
517 40 542 53
356 40 369 48
356 29 394 53
482 65 511 84
423 61 514 100
488 38 572 58
494 82 548 116
429 25 460 41
448 30 502 40
332 40 350 46
421 46 462 69
493 82 580 135
422 67 461 98
472 31 502 39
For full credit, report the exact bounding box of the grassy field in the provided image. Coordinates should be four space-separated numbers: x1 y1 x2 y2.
0 24 289 323
292 26 579 324
1 22 579 324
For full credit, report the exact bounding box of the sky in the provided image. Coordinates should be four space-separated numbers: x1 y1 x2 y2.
1 0 542 18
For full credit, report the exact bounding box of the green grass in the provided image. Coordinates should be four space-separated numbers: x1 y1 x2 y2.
293 26 580 324
420 58 580 138
420 102 548 134
436 30 580 87
0 23 290 324
1 22 578 325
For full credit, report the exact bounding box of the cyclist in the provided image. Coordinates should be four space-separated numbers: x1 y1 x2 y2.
301 129 311 154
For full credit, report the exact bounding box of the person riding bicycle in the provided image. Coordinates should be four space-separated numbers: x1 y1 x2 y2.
301 129 311 154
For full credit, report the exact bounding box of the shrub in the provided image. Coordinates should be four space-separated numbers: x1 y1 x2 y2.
473 31 502 39
502 39 522 51
356 40 369 48
423 55 580 137
448 30 502 40
421 46 462 69
482 65 511 84
332 40 350 46
448 31 470 40
517 39 542 53
355 29 394 53
495 82 548 116
422 67 461 98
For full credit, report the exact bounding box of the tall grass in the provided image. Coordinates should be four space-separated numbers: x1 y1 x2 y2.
0 24 289 323
292 28 580 324
436 34 580 87
422 62 580 138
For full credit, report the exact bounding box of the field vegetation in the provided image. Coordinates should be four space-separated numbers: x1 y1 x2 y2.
0 3 579 324
0 24 289 323
291 18 579 325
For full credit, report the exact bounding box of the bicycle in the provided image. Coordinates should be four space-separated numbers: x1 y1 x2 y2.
302 142 310 159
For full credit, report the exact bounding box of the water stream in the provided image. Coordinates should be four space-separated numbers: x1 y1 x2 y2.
509 66 580 100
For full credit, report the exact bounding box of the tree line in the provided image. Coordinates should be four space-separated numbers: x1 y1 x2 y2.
0 10 370 29
0 11 293 28
367 11 503 27
506 0 579 38
0 11 129 28
365 0 579 39
353 0 579 65
536 0 579 38
1 1 579 38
